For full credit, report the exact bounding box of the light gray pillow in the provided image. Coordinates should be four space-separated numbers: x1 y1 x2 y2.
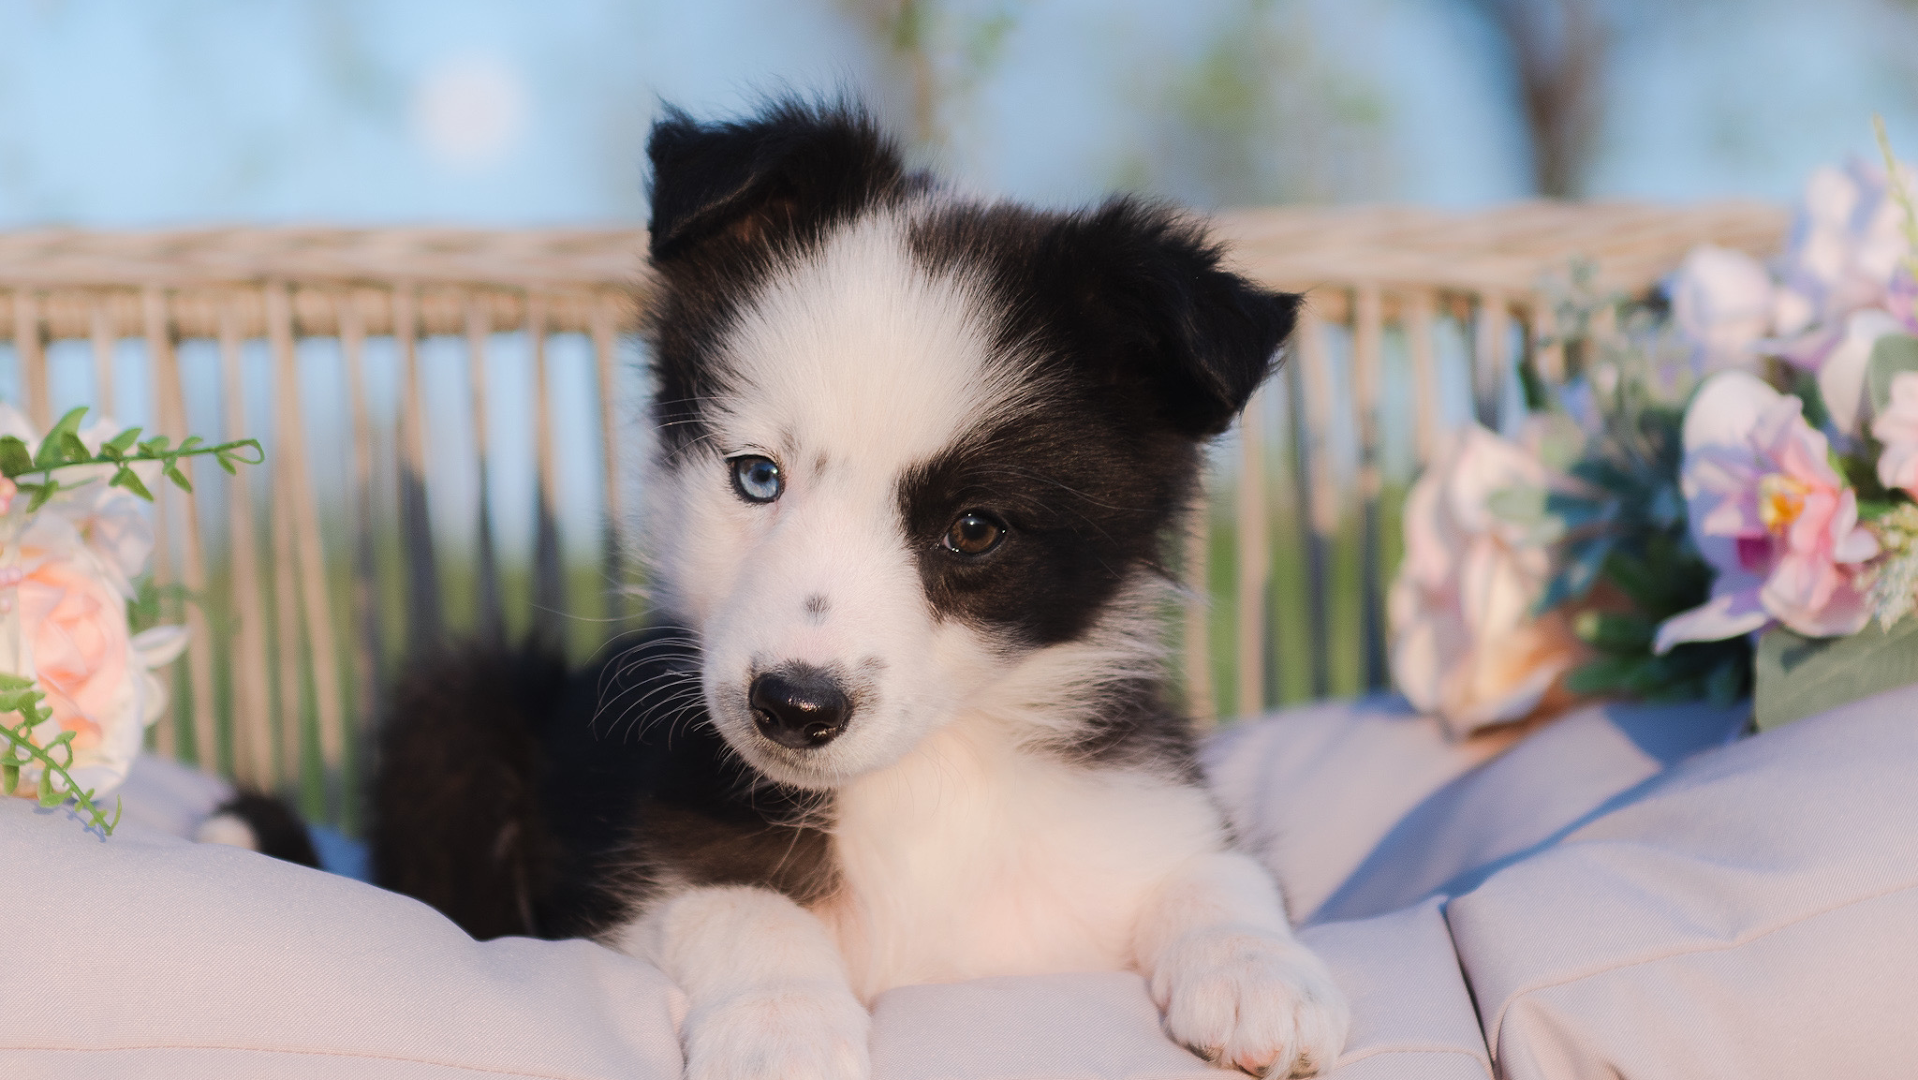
1448 683 1918 1079
863 898 1492 1079
1205 695 1747 924
0 799 685 1079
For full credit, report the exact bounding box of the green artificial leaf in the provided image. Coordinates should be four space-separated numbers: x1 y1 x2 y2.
138 436 170 456
23 479 59 513
164 464 192 493
1487 485 1548 526
223 439 265 466
1535 535 1612 613
1574 610 1654 653
56 430 89 463
37 769 61 806
1754 617 1918 730
1706 658 1747 707
31 406 88 469
1858 498 1905 522
1517 356 1550 411
214 450 237 475
1790 368 1833 431
0 436 33 478
103 426 141 457
0 672 38 692
1868 333 1918 415
1564 654 1644 694
110 466 153 501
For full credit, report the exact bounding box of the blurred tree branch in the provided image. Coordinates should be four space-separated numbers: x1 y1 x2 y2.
1122 0 1388 208
1462 0 1607 198
839 0 1022 151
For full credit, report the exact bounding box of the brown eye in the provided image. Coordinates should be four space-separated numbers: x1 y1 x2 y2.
943 510 1005 556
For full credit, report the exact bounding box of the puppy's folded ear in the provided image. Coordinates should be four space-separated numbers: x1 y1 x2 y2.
647 98 911 263
1050 199 1300 438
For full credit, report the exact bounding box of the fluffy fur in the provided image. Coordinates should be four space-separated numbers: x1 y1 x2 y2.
373 98 1348 1079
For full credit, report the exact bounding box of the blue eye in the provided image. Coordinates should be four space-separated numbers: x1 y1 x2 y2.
730 455 783 503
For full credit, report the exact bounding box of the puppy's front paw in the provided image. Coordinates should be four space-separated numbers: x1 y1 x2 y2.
1150 928 1349 1078
684 980 872 1080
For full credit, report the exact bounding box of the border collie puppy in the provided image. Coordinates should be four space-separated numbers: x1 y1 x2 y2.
373 98 1348 1080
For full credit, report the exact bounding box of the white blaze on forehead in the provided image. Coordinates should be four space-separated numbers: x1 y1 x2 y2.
711 213 1027 468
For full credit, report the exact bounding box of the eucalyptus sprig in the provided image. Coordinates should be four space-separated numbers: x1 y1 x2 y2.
0 406 265 513
0 672 120 835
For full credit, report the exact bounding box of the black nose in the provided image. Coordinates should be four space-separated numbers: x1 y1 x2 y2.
748 668 850 749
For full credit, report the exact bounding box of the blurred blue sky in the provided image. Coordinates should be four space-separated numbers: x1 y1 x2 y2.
4 0 1918 228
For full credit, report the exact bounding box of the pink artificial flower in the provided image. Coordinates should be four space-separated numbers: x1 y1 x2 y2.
1388 425 1590 738
1874 370 1918 497
1778 162 1912 334
1764 161 1916 387
0 476 14 516
17 556 132 749
1655 371 1881 653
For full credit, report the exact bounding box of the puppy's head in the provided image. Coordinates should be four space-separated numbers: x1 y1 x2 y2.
638 99 1297 789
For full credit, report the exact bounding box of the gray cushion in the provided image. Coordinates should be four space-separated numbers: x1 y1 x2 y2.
1449 683 1918 1079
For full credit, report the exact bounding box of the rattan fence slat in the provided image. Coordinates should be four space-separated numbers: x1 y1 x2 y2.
1352 283 1388 691
1183 492 1214 728
394 286 442 644
1235 386 1270 718
1404 289 1441 466
140 297 181 762
340 290 384 783
149 288 222 773
592 293 626 629
268 283 348 815
1472 291 1510 427
464 294 507 643
218 297 275 789
529 295 564 646
1294 307 1337 700
89 296 116 417
268 442 302 784
13 292 47 431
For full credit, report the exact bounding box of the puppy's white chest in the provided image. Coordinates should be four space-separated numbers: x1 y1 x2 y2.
813 722 1223 1000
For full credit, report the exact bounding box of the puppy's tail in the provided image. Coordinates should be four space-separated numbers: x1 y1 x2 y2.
368 643 569 940
195 791 321 867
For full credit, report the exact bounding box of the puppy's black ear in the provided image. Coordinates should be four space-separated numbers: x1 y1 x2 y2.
646 99 909 263
1056 200 1299 437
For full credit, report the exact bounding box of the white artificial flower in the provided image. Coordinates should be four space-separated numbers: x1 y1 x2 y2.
1768 158 1917 369
1670 245 1774 371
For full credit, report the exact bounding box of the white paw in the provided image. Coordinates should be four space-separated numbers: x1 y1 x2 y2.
1150 928 1350 1078
684 980 872 1080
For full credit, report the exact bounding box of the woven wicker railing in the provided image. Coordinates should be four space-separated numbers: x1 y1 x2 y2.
0 202 1788 829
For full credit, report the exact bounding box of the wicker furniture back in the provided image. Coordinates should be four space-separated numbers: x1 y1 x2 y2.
0 203 1787 827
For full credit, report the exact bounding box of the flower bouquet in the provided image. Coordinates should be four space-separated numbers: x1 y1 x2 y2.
1390 123 1918 737
0 405 261 833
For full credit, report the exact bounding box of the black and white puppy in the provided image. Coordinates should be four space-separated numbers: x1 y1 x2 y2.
373 98 1348 1080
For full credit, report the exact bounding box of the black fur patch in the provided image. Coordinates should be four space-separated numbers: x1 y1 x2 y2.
212 791 320 868
895 199 1296 650
371 629 837 942
908 198 1299 438
370 645 565 940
